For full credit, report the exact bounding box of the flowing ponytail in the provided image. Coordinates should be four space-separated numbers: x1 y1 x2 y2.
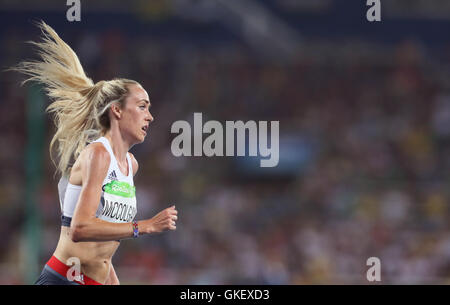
12 21 139 177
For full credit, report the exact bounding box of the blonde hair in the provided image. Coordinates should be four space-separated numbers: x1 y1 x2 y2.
12 21 140 177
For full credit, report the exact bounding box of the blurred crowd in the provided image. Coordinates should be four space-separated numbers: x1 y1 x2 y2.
2 9 450 284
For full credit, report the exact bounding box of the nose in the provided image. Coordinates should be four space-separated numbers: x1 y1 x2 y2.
147 110 154 123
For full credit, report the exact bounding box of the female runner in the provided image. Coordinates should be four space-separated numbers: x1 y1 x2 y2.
14 21 178 285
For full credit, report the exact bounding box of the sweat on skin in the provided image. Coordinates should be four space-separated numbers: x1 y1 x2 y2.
171 112 279 167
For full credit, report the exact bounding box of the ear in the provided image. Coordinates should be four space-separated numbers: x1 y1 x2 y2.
110 102 122 119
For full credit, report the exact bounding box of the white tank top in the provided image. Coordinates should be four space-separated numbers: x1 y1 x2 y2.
58 137 137 225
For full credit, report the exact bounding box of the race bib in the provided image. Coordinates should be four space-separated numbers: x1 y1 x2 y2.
99 181 137 223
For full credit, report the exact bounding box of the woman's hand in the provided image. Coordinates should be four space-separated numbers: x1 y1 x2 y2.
141 205 178 234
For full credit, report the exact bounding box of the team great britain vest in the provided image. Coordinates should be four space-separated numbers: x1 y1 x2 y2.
58 137 137 226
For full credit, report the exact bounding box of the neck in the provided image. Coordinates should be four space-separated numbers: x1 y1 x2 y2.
103 128 131 164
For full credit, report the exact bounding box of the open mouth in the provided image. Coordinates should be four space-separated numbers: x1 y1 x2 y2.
141 125 148 134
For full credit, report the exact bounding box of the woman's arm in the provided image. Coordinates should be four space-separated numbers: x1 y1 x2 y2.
70 145 178 242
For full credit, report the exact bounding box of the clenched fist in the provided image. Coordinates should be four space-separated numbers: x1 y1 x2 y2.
142 205 178 234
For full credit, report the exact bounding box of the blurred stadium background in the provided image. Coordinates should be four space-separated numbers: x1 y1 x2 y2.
1 0 450 284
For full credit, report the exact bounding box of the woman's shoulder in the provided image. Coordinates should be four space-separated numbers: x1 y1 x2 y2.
76 142 111 168
85 142 111 161
70 143 111 185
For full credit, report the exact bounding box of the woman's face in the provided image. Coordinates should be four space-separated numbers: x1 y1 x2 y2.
118 84 153 144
